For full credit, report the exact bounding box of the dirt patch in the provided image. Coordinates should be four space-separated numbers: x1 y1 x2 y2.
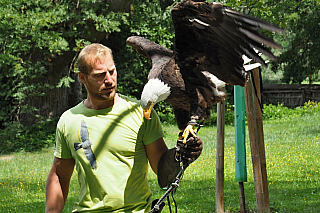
0 155 14 160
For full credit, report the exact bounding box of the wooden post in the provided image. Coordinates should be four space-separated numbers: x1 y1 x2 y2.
239 182 246 213
216 99 225 213
252 69 270 212
244 68 270 213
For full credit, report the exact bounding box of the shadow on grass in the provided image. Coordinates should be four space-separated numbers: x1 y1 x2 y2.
1 201 44 213
268 181 320 213
149 177 320 213
303 124 320 136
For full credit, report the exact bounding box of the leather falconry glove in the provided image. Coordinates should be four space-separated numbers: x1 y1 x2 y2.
151 199 165 213
175 135 203 166
157 134 203 189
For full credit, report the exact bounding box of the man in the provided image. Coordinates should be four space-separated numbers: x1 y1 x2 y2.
45 43 202 213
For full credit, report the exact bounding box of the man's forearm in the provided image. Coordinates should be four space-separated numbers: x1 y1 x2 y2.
46 157 74 212
45 173 68 213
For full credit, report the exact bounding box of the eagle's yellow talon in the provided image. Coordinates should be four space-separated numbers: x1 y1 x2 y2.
181 124 197 143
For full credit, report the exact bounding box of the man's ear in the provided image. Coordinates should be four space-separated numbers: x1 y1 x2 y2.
78 72 86 84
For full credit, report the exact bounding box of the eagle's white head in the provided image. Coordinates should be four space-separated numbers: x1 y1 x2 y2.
140 78 171 120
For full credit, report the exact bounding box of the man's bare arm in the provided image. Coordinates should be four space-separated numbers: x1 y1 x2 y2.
45 157 75 213
145 137 168 174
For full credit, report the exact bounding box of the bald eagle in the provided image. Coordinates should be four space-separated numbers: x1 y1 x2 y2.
127 0 284 140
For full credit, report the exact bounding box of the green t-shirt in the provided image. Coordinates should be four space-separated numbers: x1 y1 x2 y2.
54 95 164 212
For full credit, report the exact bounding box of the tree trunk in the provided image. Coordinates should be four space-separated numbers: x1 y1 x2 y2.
106 0 132 12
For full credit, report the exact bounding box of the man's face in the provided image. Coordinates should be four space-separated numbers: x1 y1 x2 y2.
80 54 117 102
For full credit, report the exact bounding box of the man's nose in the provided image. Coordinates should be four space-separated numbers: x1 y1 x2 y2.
104 72 113 83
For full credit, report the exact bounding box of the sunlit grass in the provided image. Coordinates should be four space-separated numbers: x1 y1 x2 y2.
0 151 50 212
0 112 319 212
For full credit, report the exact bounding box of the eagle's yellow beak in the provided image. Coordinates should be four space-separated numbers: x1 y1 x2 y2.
143 102 154 120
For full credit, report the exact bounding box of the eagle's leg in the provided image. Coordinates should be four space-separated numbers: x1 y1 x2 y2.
179 118 198 143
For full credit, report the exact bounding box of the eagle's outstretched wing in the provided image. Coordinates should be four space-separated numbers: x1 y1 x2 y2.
172 0 284 86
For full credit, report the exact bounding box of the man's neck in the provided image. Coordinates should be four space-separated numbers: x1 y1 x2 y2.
84 93 120 110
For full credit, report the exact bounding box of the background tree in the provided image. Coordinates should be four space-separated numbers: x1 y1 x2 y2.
271 0 320 84
0 0 132 127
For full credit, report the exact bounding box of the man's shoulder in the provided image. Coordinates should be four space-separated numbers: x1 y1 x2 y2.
61 102 84 117
119 94 140 105
57 102 84 127
118 94 144 111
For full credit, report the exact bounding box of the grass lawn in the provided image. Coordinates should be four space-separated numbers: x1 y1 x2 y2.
0 112 319 212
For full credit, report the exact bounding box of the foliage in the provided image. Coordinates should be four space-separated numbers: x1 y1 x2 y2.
263 101 319 120
104 0 174 99
261 68 284 84
156 101 235 127
270 0 320 83
0 118 58 154
0 0 126 127
217 0 294 30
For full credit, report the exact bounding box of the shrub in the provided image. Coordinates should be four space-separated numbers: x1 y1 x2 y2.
0 118 58 154
262 101 319 120
157 102 235 127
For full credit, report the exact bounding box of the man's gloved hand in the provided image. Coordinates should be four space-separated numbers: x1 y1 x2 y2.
151 199 165 213
157 135 203 189
175 135 203 165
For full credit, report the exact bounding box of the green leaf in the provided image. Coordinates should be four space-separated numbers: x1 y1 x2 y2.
57 76 75 88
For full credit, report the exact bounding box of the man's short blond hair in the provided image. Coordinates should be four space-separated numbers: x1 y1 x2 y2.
77 43 113 75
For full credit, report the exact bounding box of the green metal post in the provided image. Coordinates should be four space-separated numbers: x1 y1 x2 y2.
234 86 247 182
234 85 247 213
